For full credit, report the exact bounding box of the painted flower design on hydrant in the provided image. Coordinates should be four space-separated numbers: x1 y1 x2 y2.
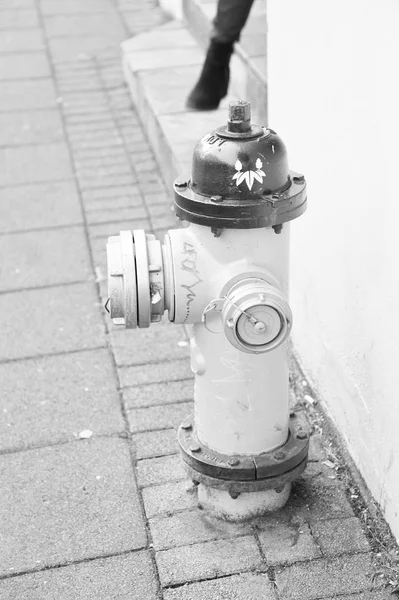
232 157 266 190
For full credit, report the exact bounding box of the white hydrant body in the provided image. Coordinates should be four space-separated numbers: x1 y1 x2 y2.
106 101 309 521
169 223 290 452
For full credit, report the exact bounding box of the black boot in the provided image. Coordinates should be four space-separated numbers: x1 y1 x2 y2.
186 40 234 110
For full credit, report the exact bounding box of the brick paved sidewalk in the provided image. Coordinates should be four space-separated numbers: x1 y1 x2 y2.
0 0 396 599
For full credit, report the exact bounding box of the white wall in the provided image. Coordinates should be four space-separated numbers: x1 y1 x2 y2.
267 0 399 540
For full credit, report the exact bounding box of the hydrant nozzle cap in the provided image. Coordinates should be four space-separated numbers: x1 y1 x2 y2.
228 101 251 133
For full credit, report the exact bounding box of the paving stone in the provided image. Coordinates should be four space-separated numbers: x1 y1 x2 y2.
139 65 209 116
0 438 146 574
1 0 35 7
148 203 179 229
156 536 263 587
88 218 150 240
56 69 99 83
75 152 130 167
78 172 137 190
0 181 82 233
0 227 91 292
0 349 124 451
133 157 158 173
70 103 116 120
143 480 198 518
311 516 370 557
70 137 124 152
119 359 193 388
0 79 57 110
123 27 195 54
308 432 327 461
110 323 189 366
163 573 277 600
143 191 170 207
89 237 108 275
44 13 124 38
252 55 267 79
158 110 226 146
150 508 252 551
61 103 110 118
0 552 158 600
125 46 202 73
0 9 39 28
0 144 73 186
55 60 97 74
41 0 115 15
299 461 342 488
68 129 121 143
0 109 64 146
85 203 146 225
49 36 122 63
286 479 354 522
324 592 392 600
274 553 375 599
123 10 169 35
0 52 50 80
0 283 105 361
133 428 178 459
137 454 187 487
74 161 130 176
82 184 140 203
123 379 194 408
137 179 166 194
0 29 45 53
127 401 193 433
257 522 321 566
57 74 101 89
240 32 267 57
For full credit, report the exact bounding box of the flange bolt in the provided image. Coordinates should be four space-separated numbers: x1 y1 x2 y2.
190 445 201 453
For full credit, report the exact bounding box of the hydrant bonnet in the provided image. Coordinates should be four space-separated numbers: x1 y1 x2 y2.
174 101 307 230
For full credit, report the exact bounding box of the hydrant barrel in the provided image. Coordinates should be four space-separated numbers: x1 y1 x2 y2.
105 101 309 521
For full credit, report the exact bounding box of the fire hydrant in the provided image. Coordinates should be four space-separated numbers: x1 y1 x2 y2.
106 101 309 521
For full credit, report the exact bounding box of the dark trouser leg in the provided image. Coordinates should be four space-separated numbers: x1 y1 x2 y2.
212 0 255 43
186 0 255 110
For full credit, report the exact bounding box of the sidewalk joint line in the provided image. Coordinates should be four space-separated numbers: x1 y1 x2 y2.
0 75 52 83
0 222 84 237
0 431 129 458
126 398 193 410
0 548 148 582
0 345 107 366
0 278 96 297
0 176 75 190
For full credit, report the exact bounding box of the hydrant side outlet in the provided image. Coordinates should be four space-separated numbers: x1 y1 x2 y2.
105 101 309 521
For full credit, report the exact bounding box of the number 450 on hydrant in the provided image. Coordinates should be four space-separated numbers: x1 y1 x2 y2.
106 101 309 521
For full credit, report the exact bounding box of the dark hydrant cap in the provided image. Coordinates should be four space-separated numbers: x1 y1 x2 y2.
173 101 307 229
190 100 290 199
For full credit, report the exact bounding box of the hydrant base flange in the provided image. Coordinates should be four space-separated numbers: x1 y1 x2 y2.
178 413 309 488
183 458 307 493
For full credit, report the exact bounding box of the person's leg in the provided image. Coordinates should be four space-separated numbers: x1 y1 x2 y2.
212 0 255 43
186 0 255 110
